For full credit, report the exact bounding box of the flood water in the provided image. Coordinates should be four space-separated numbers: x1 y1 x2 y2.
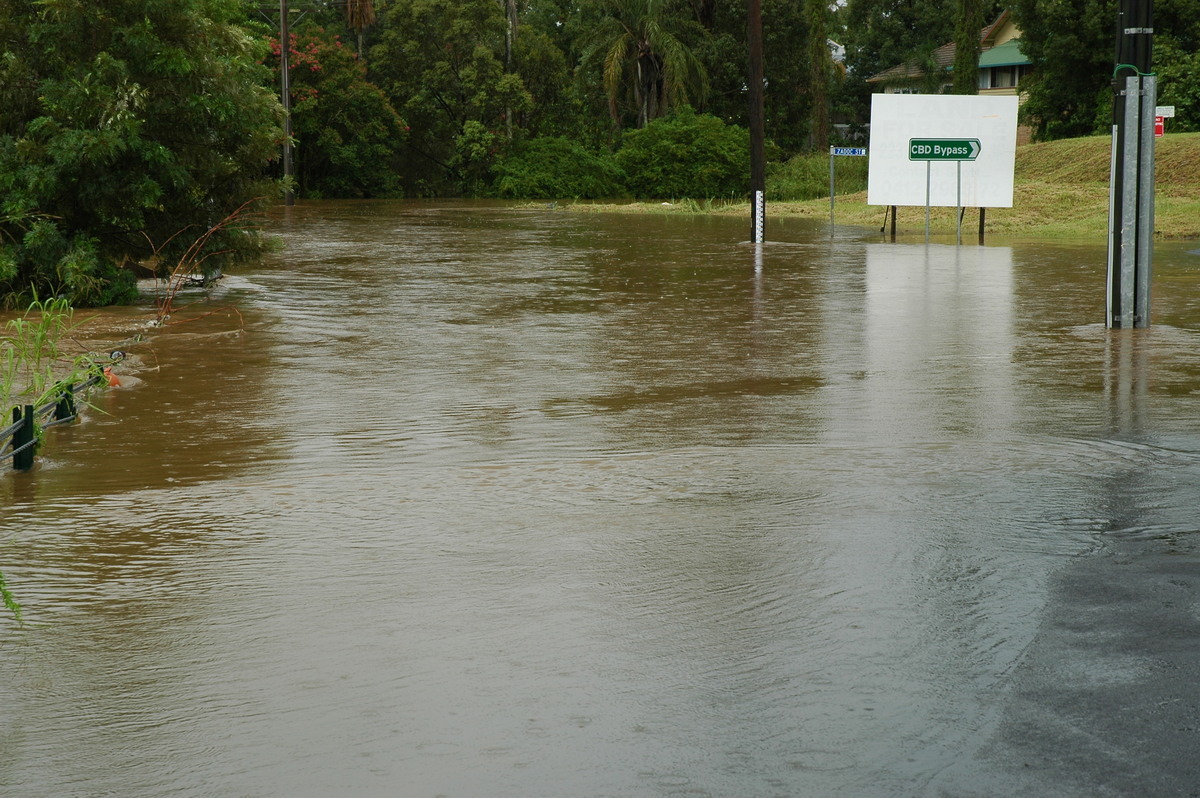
3 202 1200 797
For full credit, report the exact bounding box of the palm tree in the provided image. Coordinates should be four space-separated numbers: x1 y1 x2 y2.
584 0 709 129
345 0 376 62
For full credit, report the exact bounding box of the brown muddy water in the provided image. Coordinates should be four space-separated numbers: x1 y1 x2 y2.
3 202 1200 797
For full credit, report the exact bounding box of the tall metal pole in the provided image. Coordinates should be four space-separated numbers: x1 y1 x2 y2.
280 0 295 206
748 0 765 244
1107 0 1153 327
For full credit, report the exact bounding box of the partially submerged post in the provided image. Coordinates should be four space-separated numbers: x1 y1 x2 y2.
829 146 867 236
1107 0 1155 328
11 405 34 471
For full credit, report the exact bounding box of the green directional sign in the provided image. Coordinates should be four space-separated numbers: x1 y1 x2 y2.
908 138 981 161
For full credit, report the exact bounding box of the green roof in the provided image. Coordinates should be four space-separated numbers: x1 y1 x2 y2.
979 39 1030 68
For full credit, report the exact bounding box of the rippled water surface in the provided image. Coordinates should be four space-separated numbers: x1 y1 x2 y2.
3 202 1200 796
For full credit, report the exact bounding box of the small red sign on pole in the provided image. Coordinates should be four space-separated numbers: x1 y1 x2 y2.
1155 116 1165 138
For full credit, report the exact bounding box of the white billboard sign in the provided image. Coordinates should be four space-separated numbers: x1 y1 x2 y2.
867 94 1019 208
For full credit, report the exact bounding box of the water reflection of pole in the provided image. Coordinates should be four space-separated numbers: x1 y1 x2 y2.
1104 329 1149 436
280 0 295 206
748 0 765 244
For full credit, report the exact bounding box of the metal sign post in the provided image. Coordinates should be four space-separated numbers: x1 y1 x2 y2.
829 146 867 236
1106 0 1155 328
908 138 981 243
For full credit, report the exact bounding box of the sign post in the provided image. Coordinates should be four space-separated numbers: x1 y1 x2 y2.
1106 0 1155 328
1153 106 1171 139
908 139 981 242
829 146 867 235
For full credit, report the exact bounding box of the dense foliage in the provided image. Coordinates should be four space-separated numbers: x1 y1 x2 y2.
266 26 406 198
492 137 626 199
616 108 748 199
3 0 1199 303
1013 0 1200 140
0 0 282 306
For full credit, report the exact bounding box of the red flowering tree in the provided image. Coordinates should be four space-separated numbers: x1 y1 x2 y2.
266 24 407 198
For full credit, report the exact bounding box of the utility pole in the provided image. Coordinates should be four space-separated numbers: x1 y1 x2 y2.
1107 0 1154 327
748 0 765 244
280 0 295 206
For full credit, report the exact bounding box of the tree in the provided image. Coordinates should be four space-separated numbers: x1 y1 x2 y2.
690 0 822 155
371 0 532 194
1156 37 1200 132
1012 0 1119 139
265 23 407 198
345 0 377 62
840 0 954 82
839 0 955 123
804 0 832 149
952 0 987 94
579 0 710 129
0 0 282 305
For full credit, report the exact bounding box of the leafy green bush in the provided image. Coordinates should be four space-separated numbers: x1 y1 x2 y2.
492 137 626 199
615 108 748 199
767 152 869 201
0 212 136 308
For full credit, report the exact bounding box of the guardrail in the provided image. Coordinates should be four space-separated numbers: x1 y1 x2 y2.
1 364 111 472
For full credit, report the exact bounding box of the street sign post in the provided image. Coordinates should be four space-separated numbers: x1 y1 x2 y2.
830 146 869 235
909 138 983 242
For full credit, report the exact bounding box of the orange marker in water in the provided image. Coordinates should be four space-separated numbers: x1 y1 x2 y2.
103 366 121 387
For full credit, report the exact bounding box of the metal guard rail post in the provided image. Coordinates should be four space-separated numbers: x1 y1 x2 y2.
4 365 111 471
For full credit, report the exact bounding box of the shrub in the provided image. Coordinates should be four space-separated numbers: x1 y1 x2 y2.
615 108 749 199
492 137 626 199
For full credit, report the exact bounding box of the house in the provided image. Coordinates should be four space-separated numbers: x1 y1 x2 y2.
866 11 1030 98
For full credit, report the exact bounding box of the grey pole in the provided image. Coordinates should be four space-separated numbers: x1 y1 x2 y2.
1106 123 1119 328
1135 74 1156 326
829 147 835 236
1117 75 1141 328
1107 0 1154 328
924 162 931 243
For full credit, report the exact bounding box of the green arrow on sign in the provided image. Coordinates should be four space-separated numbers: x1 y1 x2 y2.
908 138 982 161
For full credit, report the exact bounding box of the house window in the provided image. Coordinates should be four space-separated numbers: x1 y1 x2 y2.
986 65 1028 89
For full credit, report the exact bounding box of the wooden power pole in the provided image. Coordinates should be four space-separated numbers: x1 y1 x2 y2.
748 0 765 243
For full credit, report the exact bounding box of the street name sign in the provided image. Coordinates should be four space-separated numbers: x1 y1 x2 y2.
831 146 867 157
908 138 981 161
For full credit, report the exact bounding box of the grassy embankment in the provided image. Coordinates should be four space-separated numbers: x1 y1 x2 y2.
574 132 1200 240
